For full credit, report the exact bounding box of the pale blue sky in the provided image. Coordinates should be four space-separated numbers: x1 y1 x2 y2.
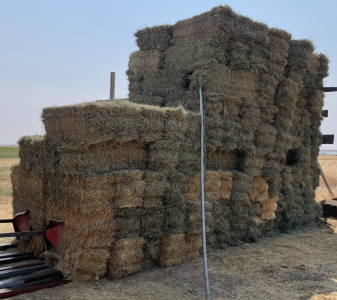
0 0 336 149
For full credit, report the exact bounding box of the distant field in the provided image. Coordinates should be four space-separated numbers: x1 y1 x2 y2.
0 147 19 244
0 146 19 159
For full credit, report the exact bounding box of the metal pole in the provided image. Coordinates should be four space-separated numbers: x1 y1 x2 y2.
318 161 335 197
199 86 210 300
110 72 115 100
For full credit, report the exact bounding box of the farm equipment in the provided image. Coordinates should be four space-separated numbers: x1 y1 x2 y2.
0 211 68 298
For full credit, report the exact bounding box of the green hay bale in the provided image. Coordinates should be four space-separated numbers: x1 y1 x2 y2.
260 103 278 124
164 39 229 71
141 209 165 232
144 172 170 198
148 140 182 171
172 6 236 45
18 135 54 173
114 208 143 239
240 98 261 126
205 149 238 171
229 43 250 70
128 50 164 74
234 14 269 44
255 124 277 148
165 208 186 234
274 79 299 113
135 25 173 51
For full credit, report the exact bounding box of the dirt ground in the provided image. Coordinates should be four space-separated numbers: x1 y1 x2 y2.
1 154 337 300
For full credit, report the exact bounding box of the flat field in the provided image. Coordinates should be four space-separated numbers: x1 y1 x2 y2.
1 149 337 300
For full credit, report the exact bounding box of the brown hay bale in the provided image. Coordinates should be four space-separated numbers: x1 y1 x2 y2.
250 177 269 203
159 234 185 267
186 200 213 234
57 141 147 173
72 248 110 281
45 170 145 209
113 198 143 209
11 165 46 255
46 202 115 250
43 100 189 145
135 25 172 52
260 197 279 220
185 171 233 200
108 237 145 278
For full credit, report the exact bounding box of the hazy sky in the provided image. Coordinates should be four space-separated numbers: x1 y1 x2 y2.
0 0 336 149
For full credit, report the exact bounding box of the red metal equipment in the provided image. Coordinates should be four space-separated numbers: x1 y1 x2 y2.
0 213 68 298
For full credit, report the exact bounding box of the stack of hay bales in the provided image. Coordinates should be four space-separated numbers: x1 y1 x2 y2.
11 5 328 281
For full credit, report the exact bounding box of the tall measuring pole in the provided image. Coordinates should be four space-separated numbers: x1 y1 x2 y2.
199 86 210 300
110 72 115 100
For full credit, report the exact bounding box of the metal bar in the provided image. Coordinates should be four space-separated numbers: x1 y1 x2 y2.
318 161 335 197
323 87 337 92
0 278 70 299
0 269 62 289
0 219 13 224
199 86 210 300
0 244 17 251
0 262 45 273
0 255 35 266
0 252 27 259
0 230 45 238
0 264 48 280
110 72 115 100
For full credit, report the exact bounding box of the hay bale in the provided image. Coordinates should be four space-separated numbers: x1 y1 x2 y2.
128 50 164 74
72 248 110 281
11 165 46 255
185 171 233 200
135 25 173 51
43 100 190 145
18 136 54 172
186 199 212 234
57 141 146 173
172 6 236 45
108 237 145 278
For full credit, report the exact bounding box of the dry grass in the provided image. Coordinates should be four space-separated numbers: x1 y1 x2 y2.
0 156 19 245
2 154 337 299
316 155 337 202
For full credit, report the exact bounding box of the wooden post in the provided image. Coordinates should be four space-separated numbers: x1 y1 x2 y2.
110 72 115 100
318 161 335 197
